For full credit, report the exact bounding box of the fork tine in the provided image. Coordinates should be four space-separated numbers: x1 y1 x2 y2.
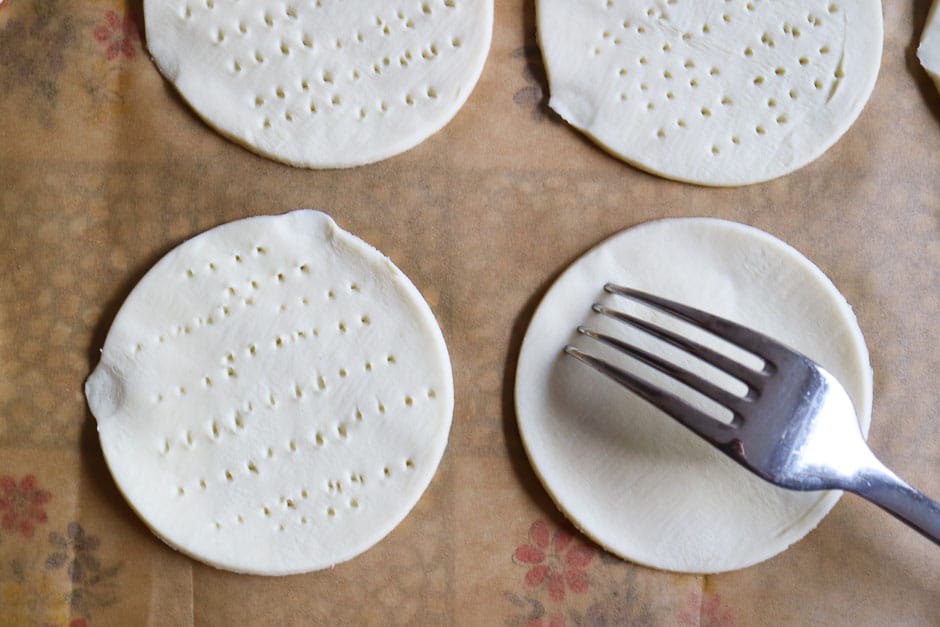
604 284 787 367
592 304 765 388
564 345 736 445
576 326 747 413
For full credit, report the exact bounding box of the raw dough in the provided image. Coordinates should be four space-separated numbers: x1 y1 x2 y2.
515 218 872 573
144 0 492 167
86 210 453 574
918 0 940 93
537 0 883 186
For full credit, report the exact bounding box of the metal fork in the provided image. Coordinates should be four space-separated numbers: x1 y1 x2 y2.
565 284 940 545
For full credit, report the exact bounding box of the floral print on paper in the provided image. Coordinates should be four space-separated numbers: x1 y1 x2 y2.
82 6 143 125
93 9 139 61
1 563 73 626
45 522 122 618
506 518 673 625
0 471 123 625
514 520 596 603
0 0 78 122
0 0 141 128
677 590 735 627
0 474 51 539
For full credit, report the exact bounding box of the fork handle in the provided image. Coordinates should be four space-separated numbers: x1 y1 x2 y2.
847 469 940 546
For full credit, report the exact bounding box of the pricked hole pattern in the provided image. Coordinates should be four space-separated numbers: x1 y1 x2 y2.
194 3 474 131
143 245 444 536
146 270 377 403
589 2 846 154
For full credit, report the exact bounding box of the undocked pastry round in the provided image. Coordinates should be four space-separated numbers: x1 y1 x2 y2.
537 1 882 185
86 210 453 574
515 219 872 573
144 0 492 167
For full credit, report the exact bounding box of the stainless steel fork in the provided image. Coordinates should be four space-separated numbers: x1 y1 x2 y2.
565 284 940 545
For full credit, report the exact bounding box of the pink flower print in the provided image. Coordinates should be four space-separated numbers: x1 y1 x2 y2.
525 611 566 627
93 10 139 61
513 520 596 603
678 590 734 627
0 474 51 538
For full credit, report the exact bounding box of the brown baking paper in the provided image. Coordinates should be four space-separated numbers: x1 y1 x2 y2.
1 0 939 624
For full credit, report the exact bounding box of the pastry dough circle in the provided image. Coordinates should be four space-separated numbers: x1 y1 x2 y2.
144 0 492 167
86 210 453 574
537 0 883 186
515 218 872 572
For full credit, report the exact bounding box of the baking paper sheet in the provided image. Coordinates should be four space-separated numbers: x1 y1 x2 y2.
1 0 938 624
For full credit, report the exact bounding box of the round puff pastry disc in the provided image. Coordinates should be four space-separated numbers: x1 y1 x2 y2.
515 218 872 572
537 0 882 186
144 0 492 167
86 210 453 574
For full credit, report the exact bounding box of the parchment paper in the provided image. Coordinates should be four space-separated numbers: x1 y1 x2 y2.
1 0 938 625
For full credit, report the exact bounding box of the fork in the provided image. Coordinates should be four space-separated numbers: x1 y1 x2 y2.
565 284 940 545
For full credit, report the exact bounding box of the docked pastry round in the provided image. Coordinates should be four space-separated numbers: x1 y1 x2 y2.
86 210 453 574
515 218 872 573
537 1 883 185
144 0 492 167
